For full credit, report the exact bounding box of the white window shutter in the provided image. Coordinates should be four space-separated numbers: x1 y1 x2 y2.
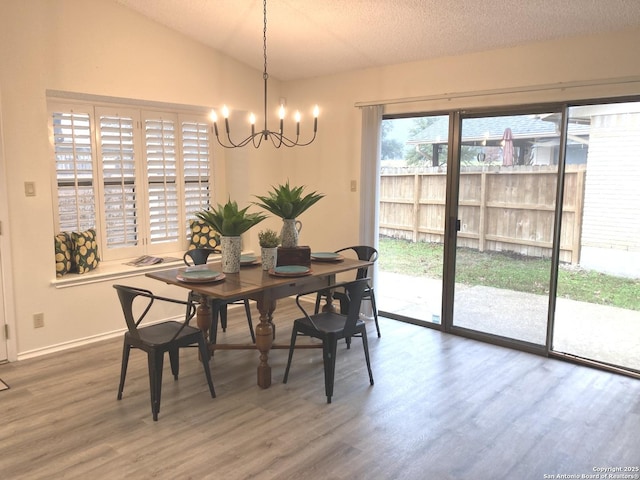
99 112 139 250
51 110 96 232
144 115 180 248
182 118 211 231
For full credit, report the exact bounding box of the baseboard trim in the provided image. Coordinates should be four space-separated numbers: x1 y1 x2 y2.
17 328 126 361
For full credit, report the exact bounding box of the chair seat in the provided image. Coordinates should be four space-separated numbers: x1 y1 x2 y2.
128 321 202 348
295 312 366 337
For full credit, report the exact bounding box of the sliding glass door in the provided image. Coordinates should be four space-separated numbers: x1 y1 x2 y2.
377 115 448 325
552 102 640 372
450 112 561 347
377 101 639 375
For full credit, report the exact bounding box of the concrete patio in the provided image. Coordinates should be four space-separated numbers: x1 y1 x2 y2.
377 271 640 372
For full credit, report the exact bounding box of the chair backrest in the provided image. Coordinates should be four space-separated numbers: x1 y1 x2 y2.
113 285 155 339
335 246 378 280
341 277 370 337
113 284 196 341
183 248 216 266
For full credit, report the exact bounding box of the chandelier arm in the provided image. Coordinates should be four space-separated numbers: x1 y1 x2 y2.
215 128 316 149
274 131 318 148
268 134 282 149
252 133 263 148
214 131 259 149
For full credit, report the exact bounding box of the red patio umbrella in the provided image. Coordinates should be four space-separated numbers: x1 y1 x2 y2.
502 127 514 166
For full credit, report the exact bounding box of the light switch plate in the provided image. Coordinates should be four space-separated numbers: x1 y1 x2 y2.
24 181 36 197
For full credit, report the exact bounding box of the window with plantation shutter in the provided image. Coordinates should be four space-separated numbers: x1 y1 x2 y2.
144 114 180 247
98 111 139 250
49 97 214 265
52 110 96 232
182 118 211 231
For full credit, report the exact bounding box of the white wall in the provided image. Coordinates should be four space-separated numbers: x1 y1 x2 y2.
0 0 283 357
1 0 640 358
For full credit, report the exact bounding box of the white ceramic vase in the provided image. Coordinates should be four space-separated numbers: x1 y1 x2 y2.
220 235 241 273
280 219 302 248
261 247 277 271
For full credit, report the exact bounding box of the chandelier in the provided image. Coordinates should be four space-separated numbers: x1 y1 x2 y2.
210 0 318 149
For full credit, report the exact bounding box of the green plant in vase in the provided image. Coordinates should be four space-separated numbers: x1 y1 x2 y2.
258 228 280 270
258 228 280 248
195 199 267 273
253 181 324 247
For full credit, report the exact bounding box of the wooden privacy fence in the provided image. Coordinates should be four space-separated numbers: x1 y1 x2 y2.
379 165 586 264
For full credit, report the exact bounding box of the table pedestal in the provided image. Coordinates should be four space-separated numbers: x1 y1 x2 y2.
196 300 211 359
256 296 276 388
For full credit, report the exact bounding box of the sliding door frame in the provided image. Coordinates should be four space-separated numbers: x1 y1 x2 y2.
443 105 566 356
376 95 640 378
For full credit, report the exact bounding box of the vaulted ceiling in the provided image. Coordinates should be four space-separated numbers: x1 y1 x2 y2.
114 0 640 81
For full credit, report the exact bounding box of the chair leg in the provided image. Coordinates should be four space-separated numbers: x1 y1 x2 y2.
220 304 228 332
197 336 216 398
323 337 339 404
148 350 164 421
282 327 299 383
209 299 220 346
369 290 381 338
360 328 374 386
243 299 256 343
168 347 180 380
117 341 130 400
314 292 322 314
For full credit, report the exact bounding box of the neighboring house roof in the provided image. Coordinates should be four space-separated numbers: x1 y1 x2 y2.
407 115 590 145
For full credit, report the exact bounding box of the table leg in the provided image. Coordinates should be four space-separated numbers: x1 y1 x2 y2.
321 290 337 313
322 275 339 313
196 299 212 358
256 296 276 389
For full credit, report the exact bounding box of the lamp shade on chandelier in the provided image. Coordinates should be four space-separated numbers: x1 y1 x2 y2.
210 0 318 149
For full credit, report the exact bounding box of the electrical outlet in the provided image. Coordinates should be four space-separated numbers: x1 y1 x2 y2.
350 180 357 192
33 313 44 329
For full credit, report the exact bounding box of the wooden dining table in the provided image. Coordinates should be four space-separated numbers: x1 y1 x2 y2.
146 257 371 389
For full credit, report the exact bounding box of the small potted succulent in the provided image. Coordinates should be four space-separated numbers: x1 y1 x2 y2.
195 199 267 273
258 228 280 271
253 181 324 247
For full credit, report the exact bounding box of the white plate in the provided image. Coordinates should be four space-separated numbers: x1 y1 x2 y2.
240 254 258 265
311 252 343 262
269 265 311 277
177 269 225 283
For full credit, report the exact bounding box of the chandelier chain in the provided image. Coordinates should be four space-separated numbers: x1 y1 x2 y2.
263 0 268 80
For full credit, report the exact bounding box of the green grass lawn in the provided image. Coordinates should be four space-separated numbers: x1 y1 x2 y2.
378 237 640 311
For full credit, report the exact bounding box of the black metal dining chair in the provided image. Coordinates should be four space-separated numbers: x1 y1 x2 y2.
283 278 374 403
113 284 216 421
183 248 256 343
313 245 381 338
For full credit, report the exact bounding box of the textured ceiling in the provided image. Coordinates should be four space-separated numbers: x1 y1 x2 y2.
114 0 640 81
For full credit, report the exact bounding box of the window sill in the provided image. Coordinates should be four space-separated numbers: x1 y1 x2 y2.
51 254 189 288
51 250 257 288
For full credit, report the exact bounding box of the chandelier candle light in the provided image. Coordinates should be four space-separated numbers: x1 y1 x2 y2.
210 0 319 148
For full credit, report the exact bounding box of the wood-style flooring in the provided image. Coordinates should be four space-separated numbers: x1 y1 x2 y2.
1 297 639 479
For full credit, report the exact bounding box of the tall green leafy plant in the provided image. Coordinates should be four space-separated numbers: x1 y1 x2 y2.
253 181 324 219
195 199 267 236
